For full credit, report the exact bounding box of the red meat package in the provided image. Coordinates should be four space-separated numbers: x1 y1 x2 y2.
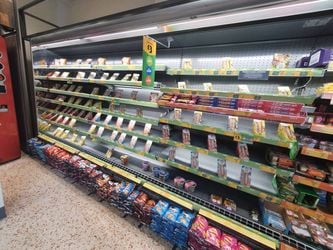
205 226 222 248
190 215 209 238
134 192 149 207
220 233 238 250
238 242 252 250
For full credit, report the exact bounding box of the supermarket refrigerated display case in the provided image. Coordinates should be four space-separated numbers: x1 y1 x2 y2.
21 1 333 249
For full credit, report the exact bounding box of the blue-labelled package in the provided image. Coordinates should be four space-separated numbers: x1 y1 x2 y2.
212 97 219 107
174 229 188 237
127 190 140 201
176 210 195 229
115 181 127 193
121 182 136 197
152 200 170 217
37 144 50 162
163 206 181 223
27 138 41 156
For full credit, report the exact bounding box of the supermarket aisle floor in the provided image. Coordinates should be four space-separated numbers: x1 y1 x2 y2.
0 153 169 250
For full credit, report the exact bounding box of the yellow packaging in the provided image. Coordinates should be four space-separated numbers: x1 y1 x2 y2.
253 119 265 136
277 123 296 141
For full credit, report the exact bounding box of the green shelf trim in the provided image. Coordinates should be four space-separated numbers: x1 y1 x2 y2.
36 97 160 125
166 68 326 77
159 117 294 149
34 76 160 87
34 65 92 70
35 87 159 108
92 64 167 71
38 131 279 249
34 64 167 71
160 87 316 105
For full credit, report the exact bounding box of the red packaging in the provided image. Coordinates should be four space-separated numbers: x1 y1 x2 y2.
190 215 209 238
237 242 252 250
205 226 221 248
220 233 238 250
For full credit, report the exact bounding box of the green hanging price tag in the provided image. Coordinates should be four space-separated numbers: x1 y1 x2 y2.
289 141 299 160
142 36 156 88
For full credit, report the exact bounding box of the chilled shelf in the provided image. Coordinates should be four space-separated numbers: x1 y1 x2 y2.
34 64 92 70
39 117 282 200
34 64 167 71
310 124 333 135
301 146 333 161
35 76 145 87
36 97 160 125
158 100 306 124
292 175 333 193
166 68 326 77
160 110 295 149
38 107 161 143
160 87 316 105
38 108 292 177
35 87 159 108
92 64 167 71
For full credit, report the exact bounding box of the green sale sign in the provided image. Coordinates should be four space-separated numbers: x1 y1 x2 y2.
142 36 156 88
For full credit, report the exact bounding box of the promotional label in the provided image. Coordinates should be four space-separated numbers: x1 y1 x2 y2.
142 36 156 88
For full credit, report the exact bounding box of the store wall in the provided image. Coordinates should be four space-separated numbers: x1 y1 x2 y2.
16 0 165 35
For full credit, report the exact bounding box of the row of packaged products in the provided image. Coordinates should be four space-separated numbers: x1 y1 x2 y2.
41 70 142 82
26 138 254 249
37 57 133 66
36 81 160 102
262 200 333 249
39 104 331 199
37 48 333 69
160 93 303 116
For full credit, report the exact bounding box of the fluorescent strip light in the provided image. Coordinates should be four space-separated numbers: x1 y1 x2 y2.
164 0 332 30
39 39 81 47
85 26 158 40
32 26 159 50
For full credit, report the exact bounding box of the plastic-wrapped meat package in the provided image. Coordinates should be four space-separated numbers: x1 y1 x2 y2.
141 199 156 225
188 215 209 250
95 174 110 188
237 242 252 250
220 233 238 250
96 180 112 200
123 190 140 215
190 215 209 238
86 169 103 190
133 192 150 223
204 226 221 249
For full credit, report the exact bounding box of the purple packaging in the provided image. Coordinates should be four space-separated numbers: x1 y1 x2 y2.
296 56 309 68
308 48 332 67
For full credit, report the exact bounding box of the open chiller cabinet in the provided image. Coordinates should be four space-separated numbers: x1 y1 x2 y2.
23 1 333 250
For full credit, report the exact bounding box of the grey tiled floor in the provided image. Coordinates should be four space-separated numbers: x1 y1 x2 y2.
0 153 169 250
